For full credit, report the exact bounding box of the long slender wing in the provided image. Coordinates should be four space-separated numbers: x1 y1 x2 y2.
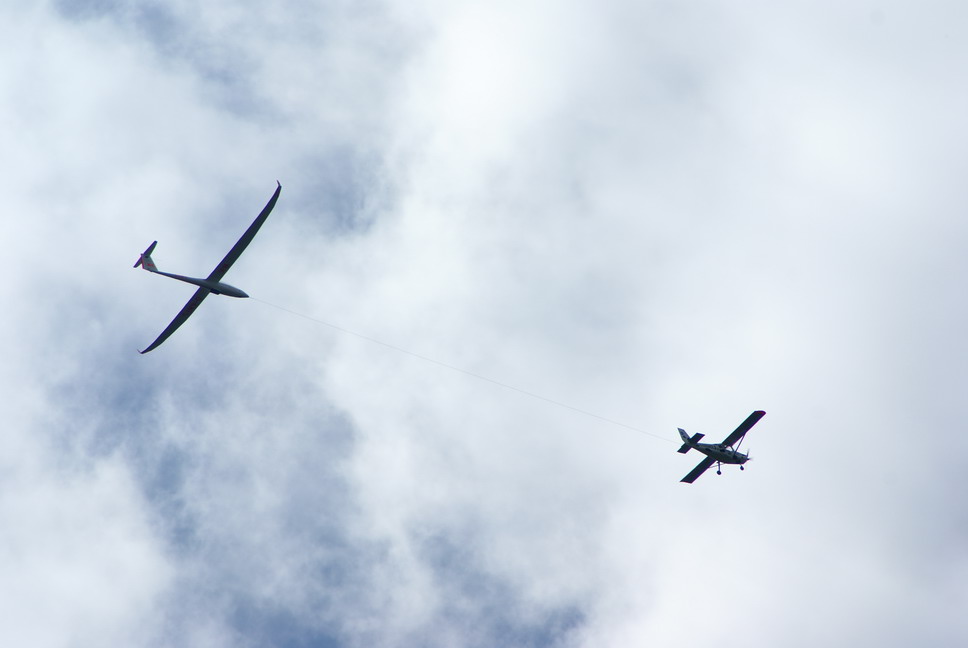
206 182 281 282
720 410 766 448
139 287 210 354
681 457 716 484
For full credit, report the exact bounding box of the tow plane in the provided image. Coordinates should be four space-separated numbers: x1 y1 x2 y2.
677 410 765 483
134 181 281 354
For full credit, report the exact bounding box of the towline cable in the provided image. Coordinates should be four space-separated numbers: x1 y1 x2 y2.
251 297 675 444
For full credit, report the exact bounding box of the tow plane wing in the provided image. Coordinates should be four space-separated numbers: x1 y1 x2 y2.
720 410 766 448
680 457 716 484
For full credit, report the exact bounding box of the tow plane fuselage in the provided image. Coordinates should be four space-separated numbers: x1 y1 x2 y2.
681 440 748 466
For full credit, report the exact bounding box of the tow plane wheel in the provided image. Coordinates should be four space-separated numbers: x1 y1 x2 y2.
716 469 722 475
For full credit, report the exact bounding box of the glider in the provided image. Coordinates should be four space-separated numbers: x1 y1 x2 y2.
677 410 765 483
134 181 281 354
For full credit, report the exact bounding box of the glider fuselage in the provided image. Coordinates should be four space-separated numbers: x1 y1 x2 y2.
153 270 249 298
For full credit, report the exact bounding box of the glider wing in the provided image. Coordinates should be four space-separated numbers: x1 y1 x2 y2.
680 456 716 484
207 181 281 282
139 287 210 354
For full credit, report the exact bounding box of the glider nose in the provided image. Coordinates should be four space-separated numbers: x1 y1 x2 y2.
213 282 249 298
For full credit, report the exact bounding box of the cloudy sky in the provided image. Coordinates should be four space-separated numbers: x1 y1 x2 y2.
2 1 968 646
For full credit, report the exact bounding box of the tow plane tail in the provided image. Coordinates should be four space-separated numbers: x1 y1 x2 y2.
677 428 705 454
134 241 158 272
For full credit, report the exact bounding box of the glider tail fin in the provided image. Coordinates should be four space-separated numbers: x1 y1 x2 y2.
134 241 158 271
677 428 705 453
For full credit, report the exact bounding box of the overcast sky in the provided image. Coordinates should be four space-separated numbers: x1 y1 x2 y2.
2 1 967 646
